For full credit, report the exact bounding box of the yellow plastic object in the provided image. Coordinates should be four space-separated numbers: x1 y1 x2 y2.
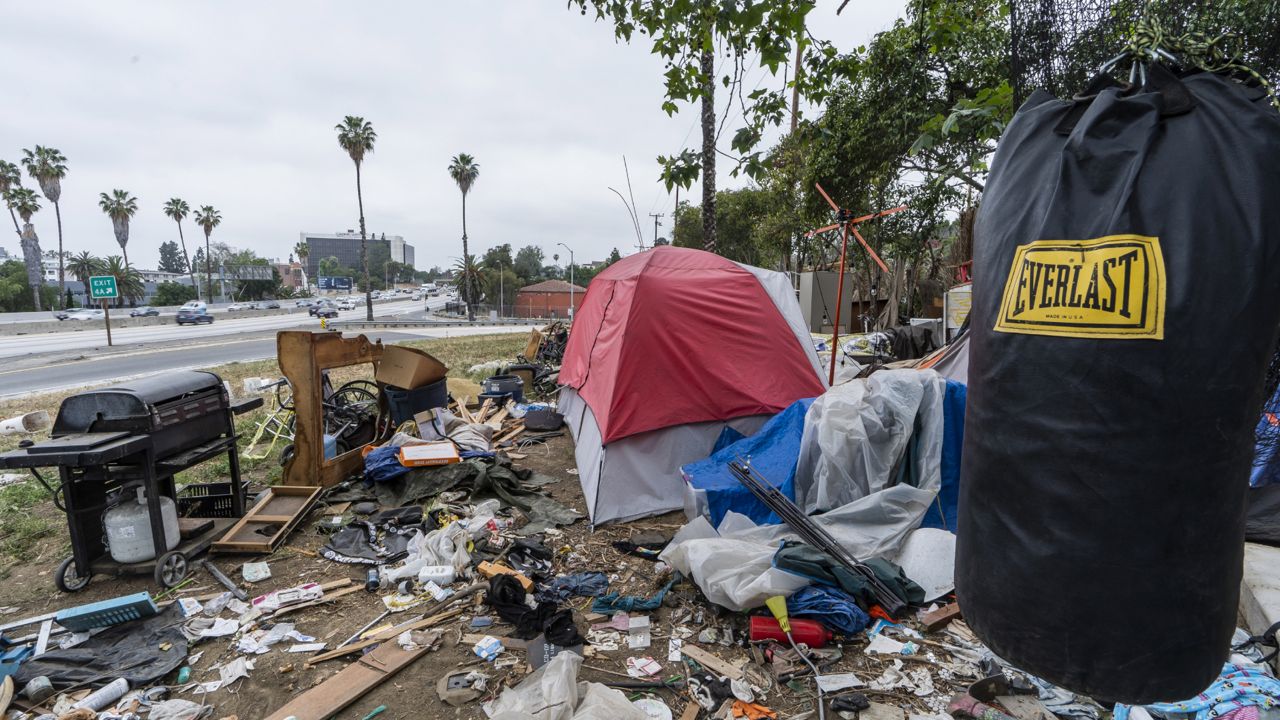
765 596 791 633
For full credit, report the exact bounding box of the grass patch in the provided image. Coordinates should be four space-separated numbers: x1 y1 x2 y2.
0 331 534 568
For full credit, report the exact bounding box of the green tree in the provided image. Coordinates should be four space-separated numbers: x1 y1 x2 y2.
158 240 187 274
5 186 44 311
482 266 520 314
0 160 21 237
335 115 377 320
193 205 222 302
481 243 512 270
102 255 143 307
21 146 68 308
163 198 198 292
0 259 57 312
317 256 341 279
569 0 850 251
293 240 310 275
153 281 196 306
67 250 102 305
447 153 480 320
453 255 483 306
513 245 544 281
98 189 138 269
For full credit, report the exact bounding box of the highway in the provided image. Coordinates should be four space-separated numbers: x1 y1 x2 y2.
0 297 532 398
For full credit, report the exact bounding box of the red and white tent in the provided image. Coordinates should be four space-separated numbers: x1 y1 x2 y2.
559 246 826 524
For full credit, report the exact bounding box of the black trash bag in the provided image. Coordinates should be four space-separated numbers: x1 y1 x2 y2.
16 603 188 688
957 69 1280 704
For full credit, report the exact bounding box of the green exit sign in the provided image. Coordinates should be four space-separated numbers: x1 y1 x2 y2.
89 275 119 299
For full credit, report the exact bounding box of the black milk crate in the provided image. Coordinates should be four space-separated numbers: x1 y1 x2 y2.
177 482 237 518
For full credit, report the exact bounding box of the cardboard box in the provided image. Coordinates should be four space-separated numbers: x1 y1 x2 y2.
376 346 448 390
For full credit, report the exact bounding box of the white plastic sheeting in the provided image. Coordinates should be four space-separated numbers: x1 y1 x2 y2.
658 515 810 611
486 651 647 720
661 509 957 612
795 369 945 513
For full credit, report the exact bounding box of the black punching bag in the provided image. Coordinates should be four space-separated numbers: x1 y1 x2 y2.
956 68 1280 704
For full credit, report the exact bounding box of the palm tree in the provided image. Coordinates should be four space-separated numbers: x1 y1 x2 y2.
103 255 143 308
448 153 480 321
5 187 44 311
21 147 69 308
0 160 21 237
293 240 310 267
162 198 198 294
67 251 102 305
453 255 483 307
335 116 377 320
193 206 221 302
98 189 138 269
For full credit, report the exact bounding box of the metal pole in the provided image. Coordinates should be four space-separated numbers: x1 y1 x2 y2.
102 299 113 347
829 224 850 385
558 243 575 321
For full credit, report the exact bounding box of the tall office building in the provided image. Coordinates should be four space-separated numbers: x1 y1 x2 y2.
300 230 415 281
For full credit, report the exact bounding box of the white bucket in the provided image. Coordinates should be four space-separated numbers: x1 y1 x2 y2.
0 410 50 436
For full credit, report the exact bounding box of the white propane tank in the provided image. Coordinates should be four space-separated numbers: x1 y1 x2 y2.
103 487 180 563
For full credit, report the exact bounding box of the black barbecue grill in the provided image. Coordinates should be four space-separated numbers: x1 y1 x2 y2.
0 370 262 591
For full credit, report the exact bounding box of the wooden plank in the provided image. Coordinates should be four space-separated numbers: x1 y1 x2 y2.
486 406 510 430
264 639 430 720
475 398 493 423
680 644 745 680
212 485 322 554
33 620 52 657
921 602 963 633
304 608 462 667
495 424 525 445
679 701 701 720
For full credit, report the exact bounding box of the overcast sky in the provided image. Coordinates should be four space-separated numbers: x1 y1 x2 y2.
1 1 905 271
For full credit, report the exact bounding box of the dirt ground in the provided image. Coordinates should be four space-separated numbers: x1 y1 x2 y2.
0 425 977 720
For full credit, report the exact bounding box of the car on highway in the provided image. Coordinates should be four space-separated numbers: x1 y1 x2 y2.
337 298 356 310
308 299 337 317
176 301 214 325
411 291 422 301
129 306 160 317
295 299 314 308
314 305 339 319
226 302 249 311
61 308 105 321
264 300 281 309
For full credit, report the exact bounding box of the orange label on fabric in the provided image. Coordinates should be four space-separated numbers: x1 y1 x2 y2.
994 234 1166 339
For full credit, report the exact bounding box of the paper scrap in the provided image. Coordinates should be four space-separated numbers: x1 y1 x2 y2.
817 672 865 692
287 643 327 653
626 656 662 678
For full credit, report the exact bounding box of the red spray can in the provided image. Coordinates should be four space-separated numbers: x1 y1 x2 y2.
749 615 833 647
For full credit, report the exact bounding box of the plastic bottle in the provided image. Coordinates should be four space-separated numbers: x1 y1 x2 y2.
72 678 130 711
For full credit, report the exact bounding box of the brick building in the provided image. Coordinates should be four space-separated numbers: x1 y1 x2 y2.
514 279 586 319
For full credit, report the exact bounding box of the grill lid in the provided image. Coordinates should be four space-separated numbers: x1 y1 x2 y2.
53 371 224 436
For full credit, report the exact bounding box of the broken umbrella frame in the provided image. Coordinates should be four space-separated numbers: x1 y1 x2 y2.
804 184 906 385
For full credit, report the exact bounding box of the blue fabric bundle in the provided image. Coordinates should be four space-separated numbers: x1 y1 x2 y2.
785 584 870 635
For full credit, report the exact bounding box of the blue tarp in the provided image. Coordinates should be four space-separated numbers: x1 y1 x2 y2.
921 380 965 532
682 398 815 527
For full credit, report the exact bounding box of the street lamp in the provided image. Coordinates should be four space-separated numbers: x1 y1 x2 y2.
557 242 575 320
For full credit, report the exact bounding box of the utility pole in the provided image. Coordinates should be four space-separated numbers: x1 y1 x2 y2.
649 213 664 249
557 242 574 321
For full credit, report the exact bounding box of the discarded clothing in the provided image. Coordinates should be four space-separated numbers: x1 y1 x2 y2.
1115 664 1280 720
920 379 966 533
536 572 610 603
319 521 414 566
773 541 923 610
16 604 188 688
786 584 870 635
365 445 412 483
591 576 676 615
507 539 554 580
485 575 585 646
366 457 580 536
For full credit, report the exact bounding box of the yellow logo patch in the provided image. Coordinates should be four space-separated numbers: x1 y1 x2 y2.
994 234 1166 340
